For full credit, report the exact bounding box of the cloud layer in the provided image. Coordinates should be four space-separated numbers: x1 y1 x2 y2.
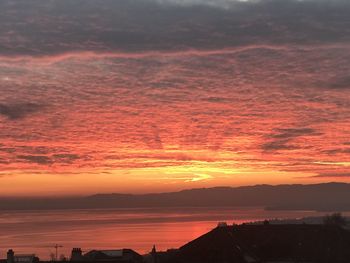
1 0 350 56
0 0 349 194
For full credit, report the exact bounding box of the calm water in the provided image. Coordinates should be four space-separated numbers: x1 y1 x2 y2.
0 207 341 259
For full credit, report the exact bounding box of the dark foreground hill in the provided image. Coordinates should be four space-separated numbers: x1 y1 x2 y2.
1 182 350 211
167 224 350 263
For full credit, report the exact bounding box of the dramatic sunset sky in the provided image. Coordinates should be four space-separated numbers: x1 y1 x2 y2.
0 0 349 196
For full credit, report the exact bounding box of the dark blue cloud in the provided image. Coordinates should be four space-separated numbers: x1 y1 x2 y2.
0 0 349 56
0 103 44 120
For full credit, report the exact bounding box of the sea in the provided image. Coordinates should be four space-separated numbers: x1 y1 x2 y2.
0 207 346 259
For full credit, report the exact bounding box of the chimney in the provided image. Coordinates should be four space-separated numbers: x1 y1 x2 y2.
7 249 14 263
70 248 83 261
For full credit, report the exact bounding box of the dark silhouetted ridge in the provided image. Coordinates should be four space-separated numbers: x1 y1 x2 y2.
1 182 350 211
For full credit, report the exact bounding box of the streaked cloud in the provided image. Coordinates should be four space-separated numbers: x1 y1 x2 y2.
312 172 350 178
0 0 349 194
0 103 45 120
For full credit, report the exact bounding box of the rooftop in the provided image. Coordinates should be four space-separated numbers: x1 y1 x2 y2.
174 224 350 263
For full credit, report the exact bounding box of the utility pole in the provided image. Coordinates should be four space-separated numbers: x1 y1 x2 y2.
54 244 63 261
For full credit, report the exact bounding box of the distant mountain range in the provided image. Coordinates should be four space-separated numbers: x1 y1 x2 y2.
1 182 350 211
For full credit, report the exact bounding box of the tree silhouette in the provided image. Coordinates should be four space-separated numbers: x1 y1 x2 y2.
323 212 347 227
59 254 67 261
49 253 55 262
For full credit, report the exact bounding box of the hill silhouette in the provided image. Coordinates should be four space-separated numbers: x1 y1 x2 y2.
1 182 350 211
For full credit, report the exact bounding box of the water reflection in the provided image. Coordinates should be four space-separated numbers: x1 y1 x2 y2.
0 207 343 259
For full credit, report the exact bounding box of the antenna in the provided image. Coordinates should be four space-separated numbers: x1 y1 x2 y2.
54 244 63 261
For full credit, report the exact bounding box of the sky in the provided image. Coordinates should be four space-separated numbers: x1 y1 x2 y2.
0 0 350 196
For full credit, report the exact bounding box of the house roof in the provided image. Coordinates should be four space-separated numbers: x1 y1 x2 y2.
14 254 37 259
175 224 350 263
0 255 38 263
83 249 142 262
95 251 123 258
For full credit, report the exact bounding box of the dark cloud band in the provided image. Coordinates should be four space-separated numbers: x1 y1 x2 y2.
0 0 350 56
0 103 44 120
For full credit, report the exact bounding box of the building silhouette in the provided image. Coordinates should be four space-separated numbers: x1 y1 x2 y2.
2 250 39 263
70 249 142 263
165 224 350 263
